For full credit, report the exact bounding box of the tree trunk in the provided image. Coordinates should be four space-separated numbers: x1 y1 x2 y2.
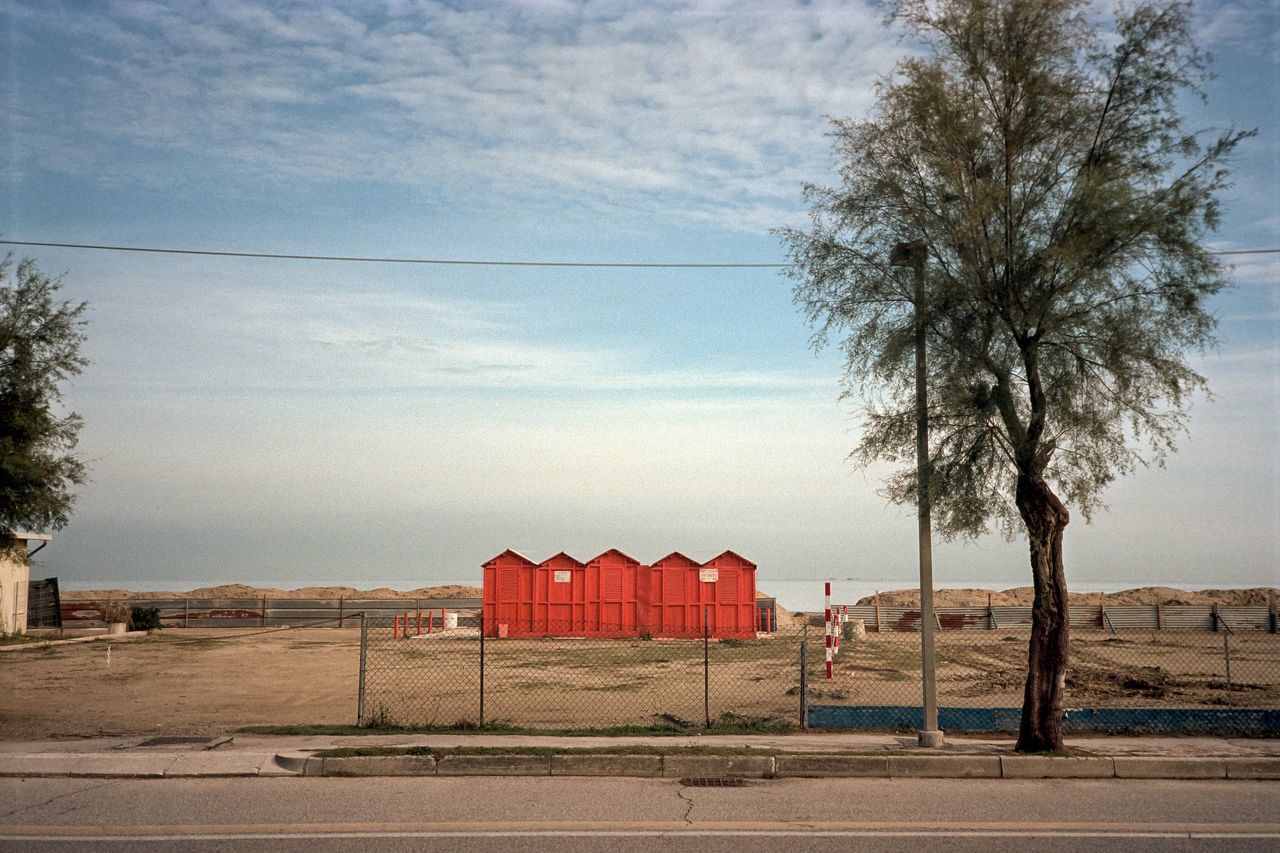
1015 473 1071 752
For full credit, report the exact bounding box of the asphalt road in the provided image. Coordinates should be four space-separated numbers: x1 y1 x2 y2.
3 776 1278 851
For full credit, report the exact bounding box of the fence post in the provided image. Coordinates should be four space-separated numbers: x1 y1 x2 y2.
1270 591 1277 635
261 597 266 628
1211 603 1219 632
479 609 485 728
357 613 367 726
800 623 809 729
338 597 344 629
874 591 882 633
703 605 711 728
1222 624 1233 706
184 598 190 629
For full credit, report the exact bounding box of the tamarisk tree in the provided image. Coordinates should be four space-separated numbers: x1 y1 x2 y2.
1 255 88 534
780 0 1250 751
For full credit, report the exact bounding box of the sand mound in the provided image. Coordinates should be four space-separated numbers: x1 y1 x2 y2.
856 586 1278 608
62 583 483 601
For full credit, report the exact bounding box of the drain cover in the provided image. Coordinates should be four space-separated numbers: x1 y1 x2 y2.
679 777 749 787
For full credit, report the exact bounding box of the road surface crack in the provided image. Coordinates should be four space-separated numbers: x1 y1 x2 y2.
1 780 117 820
674 784 695 824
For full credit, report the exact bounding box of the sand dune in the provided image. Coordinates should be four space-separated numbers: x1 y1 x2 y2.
61 583 483 600
856 586 1278 608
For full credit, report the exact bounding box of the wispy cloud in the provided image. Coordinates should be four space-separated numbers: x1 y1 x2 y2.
80 280 828 396
9 0 899 233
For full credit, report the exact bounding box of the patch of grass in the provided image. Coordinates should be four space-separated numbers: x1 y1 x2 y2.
0 634 39 646
317 744 786 759
314 743 907 760
239 716 796 737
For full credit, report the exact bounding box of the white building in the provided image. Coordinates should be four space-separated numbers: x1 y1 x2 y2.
1 532 51 635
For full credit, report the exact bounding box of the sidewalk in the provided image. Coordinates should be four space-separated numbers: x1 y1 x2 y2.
2 731 1278 780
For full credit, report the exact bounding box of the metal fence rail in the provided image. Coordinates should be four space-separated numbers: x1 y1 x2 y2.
829 603 1278 633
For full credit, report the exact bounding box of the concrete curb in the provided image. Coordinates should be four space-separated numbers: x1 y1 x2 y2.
0 631 149 653
1114 757 1225 779
4 751 1278 780
1002 756 1115 778
268 752 1280 780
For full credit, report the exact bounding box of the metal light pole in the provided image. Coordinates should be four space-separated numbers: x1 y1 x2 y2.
890 239 943 748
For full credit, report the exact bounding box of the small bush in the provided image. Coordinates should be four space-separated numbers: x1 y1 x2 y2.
102 602 131 625
130 606 162 632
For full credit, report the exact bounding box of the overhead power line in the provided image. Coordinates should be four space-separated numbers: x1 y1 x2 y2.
0 240 780 268
1 239 1276 269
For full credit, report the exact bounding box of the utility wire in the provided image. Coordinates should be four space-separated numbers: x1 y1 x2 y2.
1 239 1276 268
0 240 780 268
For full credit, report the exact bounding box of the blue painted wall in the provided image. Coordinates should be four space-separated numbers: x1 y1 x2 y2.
806 705 1280 735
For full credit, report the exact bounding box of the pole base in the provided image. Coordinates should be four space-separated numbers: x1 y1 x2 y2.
917 729 945 748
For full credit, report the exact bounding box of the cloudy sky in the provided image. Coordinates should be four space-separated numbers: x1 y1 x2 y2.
3 0 1277 606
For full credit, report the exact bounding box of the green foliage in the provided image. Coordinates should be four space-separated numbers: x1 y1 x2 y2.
0 256 88 533
779 0 1250 539
130 606 163 632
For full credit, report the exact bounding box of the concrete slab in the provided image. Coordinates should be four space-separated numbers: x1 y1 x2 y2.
661 754 775 778
164 752 281 777
0 753 177 778
773 755 888 777
887 755 1001 778
1114 757 1227 779
0 631 149 654
1001 756 1115 778
436 754 549 775
70 753 174 778
551 754 663 777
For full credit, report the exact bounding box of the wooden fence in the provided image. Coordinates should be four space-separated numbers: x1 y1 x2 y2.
59 597 483 629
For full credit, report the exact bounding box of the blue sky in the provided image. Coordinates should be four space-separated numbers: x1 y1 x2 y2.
2 0 1277 603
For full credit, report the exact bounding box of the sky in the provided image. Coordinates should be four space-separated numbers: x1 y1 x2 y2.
2 0 1277 607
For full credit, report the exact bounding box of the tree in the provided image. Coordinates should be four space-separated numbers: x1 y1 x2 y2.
0 255 89 534
779 0 1250 751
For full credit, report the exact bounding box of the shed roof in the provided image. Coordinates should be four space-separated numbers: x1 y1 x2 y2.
702 550 757 568
4 532 52 541
651 551 699 566
585 548 641 565
482 548 537 568
538 552 586 567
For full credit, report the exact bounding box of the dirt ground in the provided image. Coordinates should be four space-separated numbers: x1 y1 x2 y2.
0 629 363 739
2 625 1276 738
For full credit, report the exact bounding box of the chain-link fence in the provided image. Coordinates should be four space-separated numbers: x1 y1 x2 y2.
805 619 1280 734
358 612 805 730
358 611 1280 734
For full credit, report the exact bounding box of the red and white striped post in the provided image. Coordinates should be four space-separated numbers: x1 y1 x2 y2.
824 582 834 679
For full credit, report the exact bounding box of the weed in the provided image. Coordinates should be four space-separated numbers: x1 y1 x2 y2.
362 703 397 729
